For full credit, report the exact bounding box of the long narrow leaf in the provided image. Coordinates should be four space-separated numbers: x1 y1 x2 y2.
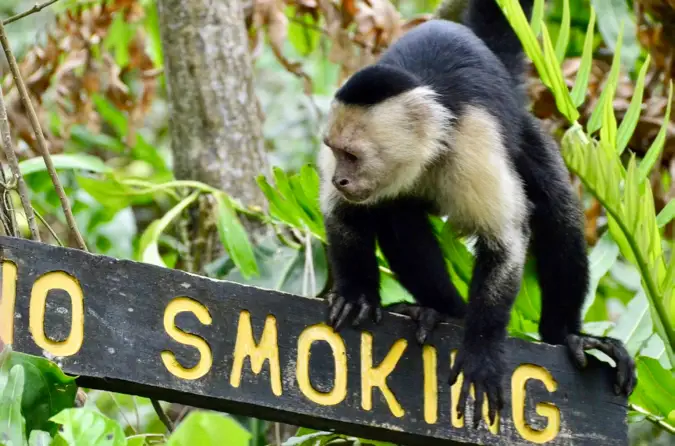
587 22 624 135
541 26 579 121
530 0 545 36
638 81 673 181
570 8 597 107
617 55 651 154
657 199 675 228
554 0 571 62
214 193 259 279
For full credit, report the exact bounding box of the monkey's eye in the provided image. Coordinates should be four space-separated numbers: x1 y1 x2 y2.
344 151 358 162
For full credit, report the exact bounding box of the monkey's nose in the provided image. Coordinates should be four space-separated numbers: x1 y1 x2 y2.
332 177 350 190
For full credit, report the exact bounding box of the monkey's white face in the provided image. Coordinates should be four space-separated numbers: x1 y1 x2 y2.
318 87 453 206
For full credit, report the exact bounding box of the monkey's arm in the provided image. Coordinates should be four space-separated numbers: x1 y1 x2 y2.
324 203 382 330
448 225 529 427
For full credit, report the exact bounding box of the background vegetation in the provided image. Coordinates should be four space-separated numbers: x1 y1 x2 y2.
0 0 674 445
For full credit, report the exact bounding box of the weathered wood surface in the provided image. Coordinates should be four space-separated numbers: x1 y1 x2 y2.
0 236 628 445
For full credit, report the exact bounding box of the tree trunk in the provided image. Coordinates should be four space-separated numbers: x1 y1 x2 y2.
156 0 268 210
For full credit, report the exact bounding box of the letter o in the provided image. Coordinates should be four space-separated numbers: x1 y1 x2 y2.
296 325 347 406
29 271 84 357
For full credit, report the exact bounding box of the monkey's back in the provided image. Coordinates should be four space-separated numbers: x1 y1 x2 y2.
378 19 525 126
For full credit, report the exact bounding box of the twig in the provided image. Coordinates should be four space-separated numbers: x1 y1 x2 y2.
151 399 174 433
0 20 87 250
33 207 63 246
3 0 61 25
0 78 40 240
0 165 17 236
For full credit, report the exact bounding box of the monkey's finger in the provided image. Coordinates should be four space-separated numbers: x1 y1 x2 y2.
373 306 383 324
566 334 587 369
456 377 471 420
327 295 345 326
333 301 354 331
616 354 636 396
353 303 373 327
486 383 501 425
473 383 485 429
447 361 462 387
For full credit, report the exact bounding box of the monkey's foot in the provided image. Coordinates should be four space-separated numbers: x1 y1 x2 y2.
386 303 450 345
326 291 382 331
566 333 637 396
448 345 505 428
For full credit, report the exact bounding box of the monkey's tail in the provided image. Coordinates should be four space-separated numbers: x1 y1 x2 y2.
463 0 534 82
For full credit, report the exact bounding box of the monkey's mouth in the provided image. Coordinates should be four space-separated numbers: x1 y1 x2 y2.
338 190 372 204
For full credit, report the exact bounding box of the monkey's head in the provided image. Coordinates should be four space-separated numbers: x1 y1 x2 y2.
318 64 452 205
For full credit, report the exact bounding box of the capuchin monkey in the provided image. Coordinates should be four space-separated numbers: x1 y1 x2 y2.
317 0 637 428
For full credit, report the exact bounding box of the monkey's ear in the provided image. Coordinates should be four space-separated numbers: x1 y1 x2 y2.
402 87 454 139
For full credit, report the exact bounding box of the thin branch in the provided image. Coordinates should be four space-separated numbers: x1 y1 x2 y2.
0 166 17 237
3 0 61 26
0 81 40 240
33 207 63 246
151 399 174 433
0 20 87 250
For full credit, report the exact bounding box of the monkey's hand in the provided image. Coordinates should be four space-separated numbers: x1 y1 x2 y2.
326 289 382 331
566 333 637 396
448 344 505 429
385 303 450 345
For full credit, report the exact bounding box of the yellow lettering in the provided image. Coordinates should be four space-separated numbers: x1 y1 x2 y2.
29 271 84 357
230 311 282 396
161 297 213 380
0 261 17 345
296 324 347 406
361 332 406 417
423 345 438 424
512 364 560 443
450 350 499 434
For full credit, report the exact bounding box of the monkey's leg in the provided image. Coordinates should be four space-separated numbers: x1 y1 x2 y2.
324 203 382 331
448 227 528 428
376 201 466 344
521 116 637 396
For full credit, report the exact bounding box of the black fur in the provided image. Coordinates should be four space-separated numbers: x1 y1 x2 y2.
335 64 421 106
322 0 636 426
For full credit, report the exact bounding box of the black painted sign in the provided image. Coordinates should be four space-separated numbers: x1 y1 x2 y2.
0 236 627 445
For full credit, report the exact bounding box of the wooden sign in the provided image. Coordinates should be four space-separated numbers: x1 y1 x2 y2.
0 236 628 445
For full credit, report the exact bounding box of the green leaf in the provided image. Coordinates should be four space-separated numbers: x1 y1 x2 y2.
638 81 673 182
69 125 126 154
657 199 675 228
513 259 541 322
582 232 620 318
20 154 111 176
50 408 126 446
131 134 170 175
214 193 259 278
102 13 133 69
287 8 321 55
607 290 653 356
29 431 53 446
380 272 415 306
587 21 623 136
629 357 675 427
570 8 596 107
554 0 570 62
0 365 26 446
530 0 545 37
590 0 641 70
166 411 250 446
540 26 579 121
617 55 650 155
0 349 77 437
92 94 128 138
140 191 200 267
